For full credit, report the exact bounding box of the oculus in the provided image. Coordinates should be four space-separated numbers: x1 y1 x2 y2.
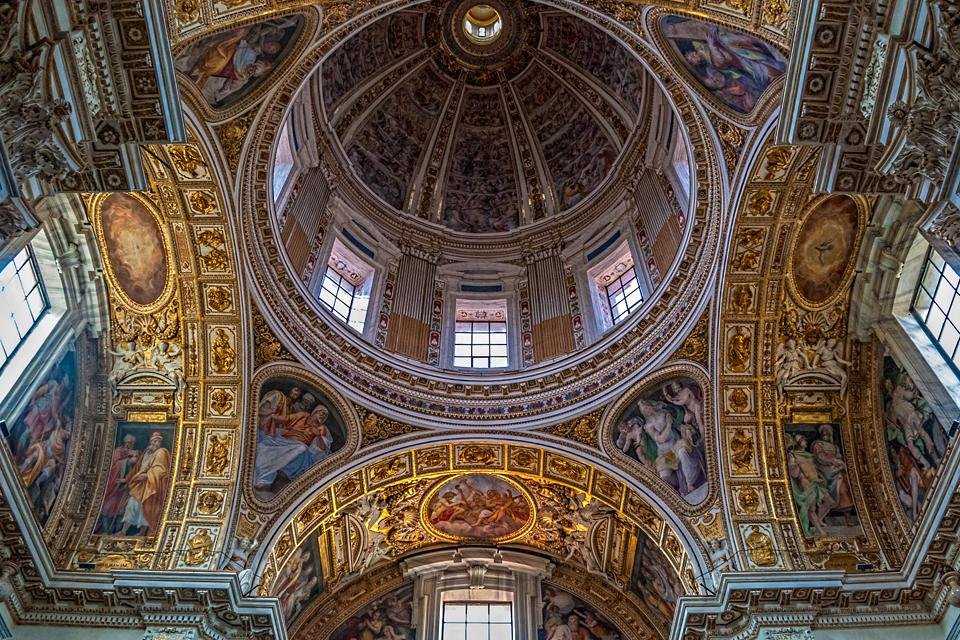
423 473 534 541
463 5 502 44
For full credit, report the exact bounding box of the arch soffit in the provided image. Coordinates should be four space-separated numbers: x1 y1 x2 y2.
249 437 712 599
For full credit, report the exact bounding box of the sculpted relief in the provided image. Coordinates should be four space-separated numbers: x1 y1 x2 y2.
613 376 709 503
254 375 348 499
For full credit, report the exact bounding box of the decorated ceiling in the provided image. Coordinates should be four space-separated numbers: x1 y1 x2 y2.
0 0 959 639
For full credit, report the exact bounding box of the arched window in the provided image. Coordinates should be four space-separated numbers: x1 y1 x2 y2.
0 244 49 371
911 246 960 375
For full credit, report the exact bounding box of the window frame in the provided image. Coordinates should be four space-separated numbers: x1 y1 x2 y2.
440 601 513 640
604 264 644 325
0 245 50 372
453 318 510 369
910 246 960 378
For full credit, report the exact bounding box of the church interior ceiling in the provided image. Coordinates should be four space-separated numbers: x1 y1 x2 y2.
0 0 958 639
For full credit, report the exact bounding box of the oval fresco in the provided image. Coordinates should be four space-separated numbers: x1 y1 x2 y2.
174 14 306 111
611 375 709 504
658 14 787 115
98 192 169 307
254 375 348 499
791 195 860 305
423 473 533 541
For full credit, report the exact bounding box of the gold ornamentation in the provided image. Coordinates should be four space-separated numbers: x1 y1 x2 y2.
730 284 754 313
731 228 765 271
368 455 409 485
210 328 236 374
188 190 216 215
674 311 710 363
509 447 539 471
696 512 725 542
168 145 207 178
745 526 777 567
763 0 790 29
736 487 761 514
360 411 422 448
457 444 498 466
206 286 232 312
728 387 750 413
716 121 745 174
547 456 587 484
210 388 234 415
197 491 224 515
184 529 214 566
746 190 774 216
721 0 750 12
726 326 752 372
216 112 255 172
95 554 135 570
204 434 231 476
196 228 229 272
763 147 793 179
730 428 755 473
541 412 600 447
111 298 180 347
416 447 448 471
298 494 331 528
173 0 200 23
252 307 293 367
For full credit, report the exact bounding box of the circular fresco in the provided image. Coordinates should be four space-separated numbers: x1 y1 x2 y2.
422 473 534 542
790 194 860 305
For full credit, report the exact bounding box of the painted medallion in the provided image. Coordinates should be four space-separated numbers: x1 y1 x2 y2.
98 192 169 307
791 195 860 305
423 473 533 541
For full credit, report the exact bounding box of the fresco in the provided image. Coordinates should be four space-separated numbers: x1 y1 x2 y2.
424 473 532 540
275 534 324 622
518 64 618 210
94 422 175 537
6 349 76 526
175 14 305 110
346 65 451 210
882 354 947 523
785 422 862 537
791 195 860 304
629 531 683 623
330 583 415 640
322 12 425 115
98 193 168 306
541 584 622 640
443 89 520 233
543 13 645 115
253 376 347 498
613 376 708 503
659 15 787 114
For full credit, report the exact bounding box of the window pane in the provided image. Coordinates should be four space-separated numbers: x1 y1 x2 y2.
466 625 486 640
490 357 508 368
921 265 940 293
928 306 947 337
941 322 960 357
944 264 960 287
444 624 465 640
489 605 511 623
446 604 467 622
454 357 471 367
466 605 488 623
489 626 511 640
914 290 933 316
934 280 955 312
455 345 471 357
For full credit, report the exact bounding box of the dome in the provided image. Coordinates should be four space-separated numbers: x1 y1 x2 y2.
316 2 653 233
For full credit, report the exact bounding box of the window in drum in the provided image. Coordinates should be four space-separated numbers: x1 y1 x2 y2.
318 238 373 333
0 245 49 371
454 299 508 369
441 602 512 640
605 264 643 325
911 247 960 375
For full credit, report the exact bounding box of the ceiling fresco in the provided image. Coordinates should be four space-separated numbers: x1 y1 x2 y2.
5 0 960 639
